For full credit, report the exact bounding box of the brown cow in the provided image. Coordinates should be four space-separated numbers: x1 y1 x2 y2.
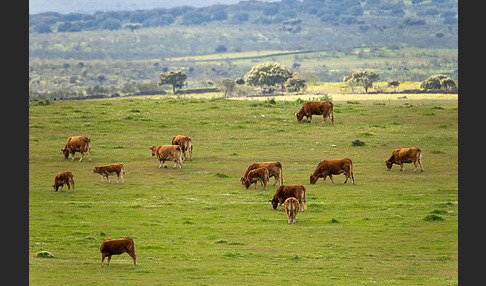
385 147 424 172
284 197 300 224
100 238 136 267
242 167 270 190
172 135 193 161
61 135 91 162
240 161 283 186
52 171 75 192
296 101 334 124
149 145 183 169
269 184 307 211
93 163 125 183
310 158 354 184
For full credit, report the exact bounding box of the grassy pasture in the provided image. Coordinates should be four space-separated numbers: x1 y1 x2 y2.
29 95 458 285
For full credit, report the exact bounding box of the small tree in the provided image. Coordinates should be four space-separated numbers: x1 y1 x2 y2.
244 62 293 90
219 78 236 98
387 80 400 91
285 78 306 92
344 71 380 93
159 71 187 93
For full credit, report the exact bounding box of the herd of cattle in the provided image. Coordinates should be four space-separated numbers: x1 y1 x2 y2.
50 100 424 266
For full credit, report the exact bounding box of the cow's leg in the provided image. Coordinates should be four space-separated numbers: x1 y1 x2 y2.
101 253 106 267
128 250 137 266
309 115 313 123
413 161 418 172
67 181 71 191
418 158 424 172
79 151 84 162
87 148 91 162
328 174 335 184
71 179 75 191
60 184 64 192
399 162 405 172
263 180 267 190
107 175 111 183
71 152 75 161
107 255 111 266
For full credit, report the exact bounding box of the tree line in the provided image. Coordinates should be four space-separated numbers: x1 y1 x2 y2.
29 0 457 34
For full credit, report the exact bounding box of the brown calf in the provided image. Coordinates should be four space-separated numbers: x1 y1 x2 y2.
61 135 91 162
149 145 183 169
93 163 125 183
240 161 283 186
385 147 424 172
284 197 300 224
242 167 270 190
52 171 75 192
269 184 307 211
100 237 136 267
172 135 193 161
296 101 334 124
310 158 354 184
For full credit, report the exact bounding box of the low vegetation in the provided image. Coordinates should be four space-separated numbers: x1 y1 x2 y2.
29 95 458 285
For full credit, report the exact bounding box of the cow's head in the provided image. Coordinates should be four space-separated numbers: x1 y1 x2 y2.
92 167 100 173
61 148 69 159
309 174 319 184
384 160 393 171
52 183 58 191
295 111 304 122
149 146 157 156
268 197 278 210
242 178 251 189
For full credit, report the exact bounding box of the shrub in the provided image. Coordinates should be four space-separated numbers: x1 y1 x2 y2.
352 139 365 146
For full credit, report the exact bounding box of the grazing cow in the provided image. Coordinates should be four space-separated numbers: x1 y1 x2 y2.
149 145 183 169
240 161 283 186
284 197 300 224
385 147 424 172
100 238 136 267
52 171 75 192
61 135 91 162
172 135 193 161
296 101 334 124
242 167 270 190
93 163 125 183
269 185 307 211
310 158 354 184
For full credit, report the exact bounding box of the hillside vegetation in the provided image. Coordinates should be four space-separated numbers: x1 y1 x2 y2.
29 95 458 285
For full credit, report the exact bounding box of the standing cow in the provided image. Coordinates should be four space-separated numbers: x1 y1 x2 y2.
93 163 125 183
240 161 283 186
284 197 300 224
52 171 75 192
269 185 307 211
100 238 137 267
172 135 193 161
61 135 91 162
309 158 354 184
149 145 183 169
385 147 424 172
296 101 334 124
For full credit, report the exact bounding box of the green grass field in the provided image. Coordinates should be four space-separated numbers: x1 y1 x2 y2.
29 94 458 285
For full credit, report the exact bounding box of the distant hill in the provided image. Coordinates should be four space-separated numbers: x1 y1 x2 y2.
29 0 278 15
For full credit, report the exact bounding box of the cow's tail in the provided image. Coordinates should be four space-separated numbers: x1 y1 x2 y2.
350 159 355 183
302 186 307 211
275 162 283 185
329 102 334 124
